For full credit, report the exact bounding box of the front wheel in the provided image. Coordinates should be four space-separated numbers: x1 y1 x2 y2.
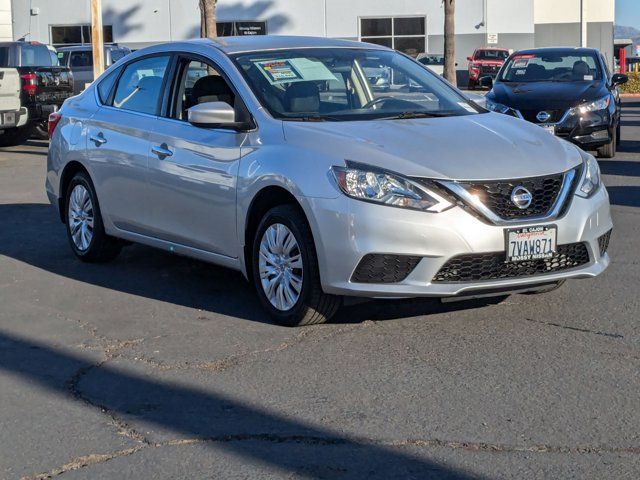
252 205 340 326
597 128 616 159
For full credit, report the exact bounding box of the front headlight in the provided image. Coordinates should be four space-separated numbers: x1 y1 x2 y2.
330 163 452 212
571 95 611 115
485 98 518 117
576 153 601 198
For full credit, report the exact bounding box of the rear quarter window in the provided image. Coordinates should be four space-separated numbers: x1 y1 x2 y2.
97 68 120 104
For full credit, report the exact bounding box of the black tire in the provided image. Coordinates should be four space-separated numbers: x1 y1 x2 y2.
597 128 616 158
65 172 122 263
467 80 475 90
616 122 621 147
251 204 341 327
32 121 49 140
0 125 33 147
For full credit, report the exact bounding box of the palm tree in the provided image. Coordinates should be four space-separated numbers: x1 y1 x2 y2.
199 0 218 38
443 0 456 86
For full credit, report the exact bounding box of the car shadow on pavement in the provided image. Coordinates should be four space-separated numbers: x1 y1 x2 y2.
599 159 640 177
0 203 503 326
606 186 640 208
0 330 481 479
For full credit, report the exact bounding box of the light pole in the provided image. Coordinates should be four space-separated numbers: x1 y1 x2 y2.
91 0 105 79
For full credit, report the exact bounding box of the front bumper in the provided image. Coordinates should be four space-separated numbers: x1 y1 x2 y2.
306 185 612 298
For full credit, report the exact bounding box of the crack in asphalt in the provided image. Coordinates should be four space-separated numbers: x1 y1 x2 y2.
22 433 640 479
115 322 374 373
524 318 624 339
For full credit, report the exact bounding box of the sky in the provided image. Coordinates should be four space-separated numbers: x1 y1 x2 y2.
615 0 640 29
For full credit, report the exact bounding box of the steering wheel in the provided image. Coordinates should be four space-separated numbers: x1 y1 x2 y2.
361 97 391 110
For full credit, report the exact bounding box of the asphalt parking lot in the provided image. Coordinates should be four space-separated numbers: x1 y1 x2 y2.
1 100 639 480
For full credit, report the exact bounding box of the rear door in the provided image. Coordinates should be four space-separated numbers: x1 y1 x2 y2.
145 54 246 258
85 54 171 236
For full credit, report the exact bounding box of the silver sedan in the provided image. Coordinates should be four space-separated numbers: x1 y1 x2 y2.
46 36 612 326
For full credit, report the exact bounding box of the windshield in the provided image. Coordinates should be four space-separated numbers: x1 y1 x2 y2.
232 48 481 121
499 52 602 83
475 50 509 61
418 54 444 66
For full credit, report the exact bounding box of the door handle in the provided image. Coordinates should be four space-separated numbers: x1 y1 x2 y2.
89 133 107 146
152 144 173 159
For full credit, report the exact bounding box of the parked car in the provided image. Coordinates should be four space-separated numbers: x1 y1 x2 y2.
416 53 445 76
0 67 21 141
47 37 612 326
57 44 131 95
483 47 627 158
467 47 509 89
0 41 73 146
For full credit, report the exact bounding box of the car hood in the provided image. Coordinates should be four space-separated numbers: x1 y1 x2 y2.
282 113 582 181
490 81 607 110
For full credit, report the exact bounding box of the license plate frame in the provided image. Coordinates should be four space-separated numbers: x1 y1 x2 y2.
539 124 556 135
505 225 557 262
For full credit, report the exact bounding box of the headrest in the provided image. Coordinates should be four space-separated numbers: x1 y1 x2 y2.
284 82 320 113
572 61 590 77
192 75 234 105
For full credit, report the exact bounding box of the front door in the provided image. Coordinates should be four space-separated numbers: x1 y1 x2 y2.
145 57 245 258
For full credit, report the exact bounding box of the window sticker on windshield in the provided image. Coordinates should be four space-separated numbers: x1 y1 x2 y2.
255 58 337 84
257 60 302 82
513 59 529 69
584 74 594 81
515 69 526 75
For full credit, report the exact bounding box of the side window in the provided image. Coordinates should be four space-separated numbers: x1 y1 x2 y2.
170 58 236 121
112 55 170 115
70 51 93 68
97 68 120 104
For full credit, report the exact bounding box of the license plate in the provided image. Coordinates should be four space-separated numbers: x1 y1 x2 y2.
0 112 16 127
506 225 557 262
540 124 555 135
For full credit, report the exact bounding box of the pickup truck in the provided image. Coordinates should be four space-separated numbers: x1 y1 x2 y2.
0 68 21 141
0 41 74 146
467 47 509 90
58 44 131 94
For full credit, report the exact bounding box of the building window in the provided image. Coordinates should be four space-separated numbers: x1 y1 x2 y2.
216 21 266 36
360 16 426 57
51 25 113 46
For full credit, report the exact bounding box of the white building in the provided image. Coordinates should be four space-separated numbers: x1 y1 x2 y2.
5 0 615 70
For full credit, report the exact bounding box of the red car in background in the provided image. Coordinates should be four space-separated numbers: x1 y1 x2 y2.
467 48 510 89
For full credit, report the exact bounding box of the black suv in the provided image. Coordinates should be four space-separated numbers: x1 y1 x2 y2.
483 48 628 158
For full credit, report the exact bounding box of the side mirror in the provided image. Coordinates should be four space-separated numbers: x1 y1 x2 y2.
611 73 628 87
479 76 493 88
467 56 472 61
188 101 250 130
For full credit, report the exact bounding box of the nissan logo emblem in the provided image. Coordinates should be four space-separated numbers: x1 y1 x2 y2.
536 111 551 123
511 186 533 209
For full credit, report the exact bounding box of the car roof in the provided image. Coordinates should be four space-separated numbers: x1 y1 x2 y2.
511 47 600 56
57 45 127 52
186 36 387 54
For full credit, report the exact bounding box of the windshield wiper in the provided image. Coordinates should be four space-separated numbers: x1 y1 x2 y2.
282 115 342 122
379 111 455 120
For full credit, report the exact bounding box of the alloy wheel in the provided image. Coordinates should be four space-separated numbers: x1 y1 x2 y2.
258 223 303 311
68 184 94 251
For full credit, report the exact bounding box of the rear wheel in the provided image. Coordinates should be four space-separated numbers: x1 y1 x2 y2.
32 121 49 140
0 125 33 147
252 205 340 326
597 128 616 158
65 172 122 262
